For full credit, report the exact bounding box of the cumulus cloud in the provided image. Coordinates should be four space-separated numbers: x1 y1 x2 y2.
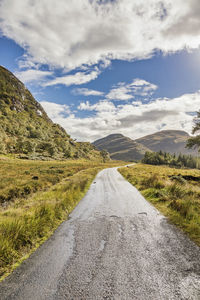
106 79 157 100
2 1 200 141
1 0 200 72
130 79 158 96
78 100 116 112
106 84 134 101
40 91 200 141
43 69 100 87
40 101 70 119
72 88 104 96
118 110 177 127
15 69 53 84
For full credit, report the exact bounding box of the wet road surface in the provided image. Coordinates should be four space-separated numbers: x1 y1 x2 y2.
0 167 200 299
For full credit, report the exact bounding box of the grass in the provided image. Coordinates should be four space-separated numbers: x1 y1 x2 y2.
119 164 200 246
0 157 125 280
0 158 97 205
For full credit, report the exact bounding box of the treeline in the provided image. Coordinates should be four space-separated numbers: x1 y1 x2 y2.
142 151 200 169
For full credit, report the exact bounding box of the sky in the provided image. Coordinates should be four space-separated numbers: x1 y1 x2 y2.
1 0 200 141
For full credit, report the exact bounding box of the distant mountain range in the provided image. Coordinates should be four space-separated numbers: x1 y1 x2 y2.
0 66 101 160
93 130 198 161
93 134 150 161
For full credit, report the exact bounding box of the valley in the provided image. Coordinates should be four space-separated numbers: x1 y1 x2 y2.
1 1 200 298
0 65 200 299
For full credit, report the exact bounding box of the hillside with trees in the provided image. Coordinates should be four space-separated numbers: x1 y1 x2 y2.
0 66 103 161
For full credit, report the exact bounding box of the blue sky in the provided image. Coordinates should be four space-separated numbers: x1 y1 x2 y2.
1 0 200 141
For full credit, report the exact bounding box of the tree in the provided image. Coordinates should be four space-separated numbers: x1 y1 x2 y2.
142 150 199 169
187 111 200 152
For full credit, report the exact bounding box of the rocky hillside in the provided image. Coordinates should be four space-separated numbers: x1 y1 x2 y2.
0 66 100 160
135 130 197 155
93 134 150 161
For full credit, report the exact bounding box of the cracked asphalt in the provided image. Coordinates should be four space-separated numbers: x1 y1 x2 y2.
0 167 200 299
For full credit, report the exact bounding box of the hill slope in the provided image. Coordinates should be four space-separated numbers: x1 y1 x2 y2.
93 130 198 161
93 134 151 161
135 130 197 155
0 66 99 160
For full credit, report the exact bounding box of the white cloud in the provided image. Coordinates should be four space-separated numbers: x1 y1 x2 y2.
130 79 158 96
40 91 200 141
43 69 100 87
106 79 157 100
78 100 116 112
72 88 104 96
15 69 53 84
1 0 200 71
106 84 134 101
39 101 70 119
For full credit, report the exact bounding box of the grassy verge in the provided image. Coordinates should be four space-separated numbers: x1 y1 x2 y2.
0 158 107 206
119 164 200 246
0 158 125 280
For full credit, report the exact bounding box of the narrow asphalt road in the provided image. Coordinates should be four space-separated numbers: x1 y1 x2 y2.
1 167 200 299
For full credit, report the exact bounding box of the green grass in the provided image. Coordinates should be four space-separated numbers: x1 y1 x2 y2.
0 157 125 280
0 158 102 206
119 164 200 246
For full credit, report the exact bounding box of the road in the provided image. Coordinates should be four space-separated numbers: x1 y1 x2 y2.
0 167 200 299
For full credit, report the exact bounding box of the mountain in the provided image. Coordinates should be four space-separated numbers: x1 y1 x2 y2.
135 130 197 155
93 130 198 161
0 66 100 160
93 133 151 161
